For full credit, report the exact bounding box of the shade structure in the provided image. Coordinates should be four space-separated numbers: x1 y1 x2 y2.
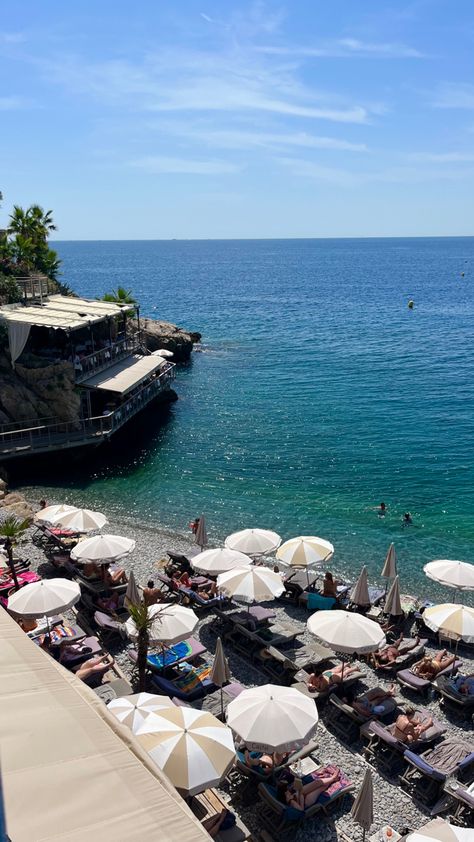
307 610 385 655
135 706 235 796
34 504 78 524
191 547 252 576
107 692 174 732
406 818 471 842
125 569 141 608
276 535 334 569
125 603 199 645
422 603 474 643
350 566 371 607
424 560 474 592
384 575 402 616
217 566 285 604
194 515 208 550
226 684 318 753
71 533 135 563
7 578 81 618
381 543 397 579
225 528 281 556
50 507 108 533
351 768 374 837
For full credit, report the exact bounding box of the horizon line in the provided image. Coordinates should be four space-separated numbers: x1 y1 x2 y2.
50 234 474 243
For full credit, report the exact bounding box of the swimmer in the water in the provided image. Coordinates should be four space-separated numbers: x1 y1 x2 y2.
402 512 413 526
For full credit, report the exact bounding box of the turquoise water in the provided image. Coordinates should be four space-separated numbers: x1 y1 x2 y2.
18 238 474 595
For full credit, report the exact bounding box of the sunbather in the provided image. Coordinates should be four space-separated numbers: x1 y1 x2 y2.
276 768 340 811
371 635 420 667
412 650 456 680
244 749 288 773
307 664 360 692
82 561 102 580
393 707 433 744
179 571 218 598
347 685 396 718
96 592 122 613
103 564 128 586
201 809 231 838
449 673 474 695
74 654 114 682
323 571 338 598
143 580 164 606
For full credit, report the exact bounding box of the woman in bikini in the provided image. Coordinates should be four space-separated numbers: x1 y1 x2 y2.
393 707 433 744
244 749 288 773
413 650 456 680
277 768 340 811
307 663 360 692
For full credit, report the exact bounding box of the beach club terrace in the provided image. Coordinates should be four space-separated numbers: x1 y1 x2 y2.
0 294 175 459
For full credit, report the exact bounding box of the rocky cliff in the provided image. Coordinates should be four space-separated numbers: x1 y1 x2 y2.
140 319 201 362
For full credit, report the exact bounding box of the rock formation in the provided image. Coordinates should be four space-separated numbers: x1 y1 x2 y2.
141 319 201 362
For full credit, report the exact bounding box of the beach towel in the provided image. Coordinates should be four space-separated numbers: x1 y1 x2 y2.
35 623 76 647
147 640 193 669
174 665 213 694
421 738 474 775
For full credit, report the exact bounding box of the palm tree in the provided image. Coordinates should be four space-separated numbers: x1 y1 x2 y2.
127 601 154 691
0 515 30 591
103 286 137 305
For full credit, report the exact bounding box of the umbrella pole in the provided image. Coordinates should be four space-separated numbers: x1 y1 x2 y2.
220 686 224 720
46 615 51 646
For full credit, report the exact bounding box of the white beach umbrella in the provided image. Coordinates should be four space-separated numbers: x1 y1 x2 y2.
125 603 198 645
226 684 318 753
424 560 474 592
50 507 108 532
381 542 397 579
71 534 135 563
191 547 252 576
154 349 174 358
422 603 474 644
276 535 334 568
406 818 471 842
350 566 371 607
34 504 78 524
217 566 285 605
384 575 403 617
135 706 235 795
7 578 80 618
225 528 281 556
107 692 174 732
307 610 385 655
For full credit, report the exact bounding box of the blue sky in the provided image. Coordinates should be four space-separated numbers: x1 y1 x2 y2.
1 0 474 238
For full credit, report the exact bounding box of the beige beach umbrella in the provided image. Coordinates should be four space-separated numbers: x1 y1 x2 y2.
406 818 471 842
191 547 252 576
276 536 334 569
125 602 198 645
194 515 208 550
71 533 135 563
50 507 108 533
225 528 281 556
7 578 81 618
210 637 231 718
381 542 397 579
424 560 474 593
384 575 402 617
422 603 474 644
217 566 285 605
226 684 318 753
351 768 374 841
34 504 78 524
124 569 141 609
107 692 174 731
135 706 235 795
308 610 385 655
350 566 371 607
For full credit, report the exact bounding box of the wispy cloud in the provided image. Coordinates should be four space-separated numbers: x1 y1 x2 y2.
0 31 26 44
166 125 368 152
0 95 27 110
276 157 362 186
409 151 474 163
432 83 474 109
130 156 242 175
277 157 474 186
256 38 424 59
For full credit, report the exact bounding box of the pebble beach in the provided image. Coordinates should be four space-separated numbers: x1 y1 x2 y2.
17 500 474 842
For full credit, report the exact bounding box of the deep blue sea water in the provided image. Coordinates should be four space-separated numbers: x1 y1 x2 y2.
18 238 474 596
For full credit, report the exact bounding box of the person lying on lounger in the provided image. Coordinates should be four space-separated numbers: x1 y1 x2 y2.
74 654 114 682
143 580 165 606
449 673 474 695
103 563 128 586
412 650 456 680
276 768 340 811
371 635 420 667
345 685 396 718
393 707 433 744
307 664 360 692
96 591 122 613
179 571 219 599
244 749 289 774
201 809 233 838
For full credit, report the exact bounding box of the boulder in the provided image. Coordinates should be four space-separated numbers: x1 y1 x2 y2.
141 319 201 362
0 478 7 492
2 500 35 524
1 492 26 507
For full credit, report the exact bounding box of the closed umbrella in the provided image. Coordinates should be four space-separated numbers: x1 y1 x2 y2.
350 566 371 607
422 603 474 644
276 536 334 568
407 819 471 842
108 692 174 731
191 548 252 576
384 575 402 617
381 543 397 579
135 706 235 795
217 566 284 605
194 515 208 550
225 529 281 556
308 610 385 657
154 349 174 358
0 553 8 570
125 603 198 645
51 508 107 533
210 637 231 718
351 768 374 841
34 504 78 524
71 534 135 563
226 684 318 753
7 578 81 641
125 569 141 609
424 560 474 596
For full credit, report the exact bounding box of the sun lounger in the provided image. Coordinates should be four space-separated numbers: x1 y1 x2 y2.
178 585 228 610
151 663 216 701
298 592 337 611
326 690 400 744
190 787 251 842
397 659 462 695
253 642 333 684
93 610 127 642
93 677 133 703
361 713 447 776
60 635 103 668
128 636 207 672
434 674 474 714
31 621 86 648
375 639 428 673
400 737 474 806
292 666 367 702
447 781 474 827
173 681 244 717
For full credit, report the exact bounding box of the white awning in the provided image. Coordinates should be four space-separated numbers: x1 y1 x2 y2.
82 354 168 394
0 295 133 332
0 609 208 842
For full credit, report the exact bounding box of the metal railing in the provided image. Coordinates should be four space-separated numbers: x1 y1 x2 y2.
15 275 53 302
74 336 142 382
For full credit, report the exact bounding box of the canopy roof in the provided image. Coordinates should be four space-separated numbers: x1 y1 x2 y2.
0 608 207 842
0 294 133 332
82 353 168 394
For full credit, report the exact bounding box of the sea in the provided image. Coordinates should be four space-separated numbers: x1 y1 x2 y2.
16 238 474 598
